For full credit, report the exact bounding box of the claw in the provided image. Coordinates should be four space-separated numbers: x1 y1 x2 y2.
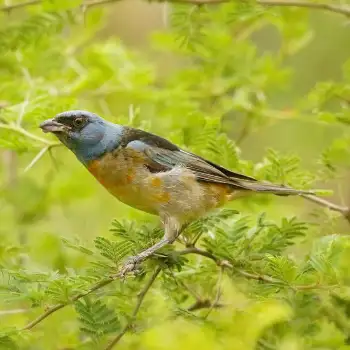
118 256 140 278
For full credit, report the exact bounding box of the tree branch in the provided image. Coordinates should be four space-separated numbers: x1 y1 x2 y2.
259 0 350 17
22 277 114 330
1 0 350 18
0 122 57 147
85 0 123 8
0 0 41 12
168 269 202 300
23 144 61 173
22 264 160 332
0 308 29 316
20 243 335 332
234 267 282 284
204 265 224 318
168 267 226 313
104 267 161 350
301 194 350 223
179 247 222 264
179 247 283 283
179 247 337 291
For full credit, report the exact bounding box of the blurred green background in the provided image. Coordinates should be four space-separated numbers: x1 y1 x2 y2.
1 0 350 349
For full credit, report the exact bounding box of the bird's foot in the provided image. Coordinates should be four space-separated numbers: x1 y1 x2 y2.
118 255 141 278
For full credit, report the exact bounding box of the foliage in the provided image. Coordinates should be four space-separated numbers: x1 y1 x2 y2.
0 0 350 349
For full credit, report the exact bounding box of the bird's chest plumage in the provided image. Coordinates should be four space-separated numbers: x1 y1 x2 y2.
86 148 231 221
87 149 160 214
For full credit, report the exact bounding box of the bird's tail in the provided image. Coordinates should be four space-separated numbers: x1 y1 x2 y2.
234 179 314 196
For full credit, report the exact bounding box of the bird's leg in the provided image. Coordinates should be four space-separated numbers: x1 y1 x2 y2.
118 238 175 277
119 216 181 277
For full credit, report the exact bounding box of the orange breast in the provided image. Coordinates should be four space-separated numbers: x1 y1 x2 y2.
85 152 161 214
87 159 106 186
86 151 136 187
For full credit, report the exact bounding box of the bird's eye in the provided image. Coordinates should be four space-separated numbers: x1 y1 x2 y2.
73 117 85 128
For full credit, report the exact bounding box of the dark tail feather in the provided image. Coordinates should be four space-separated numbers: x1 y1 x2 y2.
234 179 314 196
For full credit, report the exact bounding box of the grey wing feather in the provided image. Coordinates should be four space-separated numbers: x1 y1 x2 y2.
144 147 237 185
125 133 314 196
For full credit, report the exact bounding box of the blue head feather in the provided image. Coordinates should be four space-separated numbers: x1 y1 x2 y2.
48 110 122 165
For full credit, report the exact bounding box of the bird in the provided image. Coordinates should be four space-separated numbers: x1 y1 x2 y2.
40 110 314 275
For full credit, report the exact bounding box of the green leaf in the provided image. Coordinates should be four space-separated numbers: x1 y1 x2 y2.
94 236 133 265
75 297 121 340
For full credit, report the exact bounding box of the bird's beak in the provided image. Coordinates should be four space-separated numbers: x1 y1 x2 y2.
39 119 70 133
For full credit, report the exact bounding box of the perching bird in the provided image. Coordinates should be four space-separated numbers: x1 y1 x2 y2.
40 110 314 274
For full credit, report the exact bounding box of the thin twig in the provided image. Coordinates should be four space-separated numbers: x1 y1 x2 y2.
259 0 350 17
179 247 336 291
86 0 350 17
22 304 66 330
204 265 224 319
234 268 284 285
0 121 60 174
180 247 282 283
302 194 350 223
179 247 222 264
23 143 61 173
0 308 29 316
190 230 205 247
22 277 114 330
1 0 349 18
0 0 41 12
168 269 202 300
232 267 338 291
85 0 123 8
104 267 161 350
18 244 336 332
0 123 56 146
168 267 225 313
23 146 48 173
16 91 31 127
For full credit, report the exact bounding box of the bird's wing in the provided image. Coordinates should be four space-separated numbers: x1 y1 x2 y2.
144 146 248 186
123 128 314 196
122 127 256 189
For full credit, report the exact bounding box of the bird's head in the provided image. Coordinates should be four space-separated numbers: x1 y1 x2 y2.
40 110 121 164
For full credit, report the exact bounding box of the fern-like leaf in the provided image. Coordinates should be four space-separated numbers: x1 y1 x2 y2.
75 297 120 340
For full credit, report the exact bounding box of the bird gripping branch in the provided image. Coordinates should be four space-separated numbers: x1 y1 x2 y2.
40 110 315 275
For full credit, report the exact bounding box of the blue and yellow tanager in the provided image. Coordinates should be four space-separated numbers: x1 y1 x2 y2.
40 110 314 274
